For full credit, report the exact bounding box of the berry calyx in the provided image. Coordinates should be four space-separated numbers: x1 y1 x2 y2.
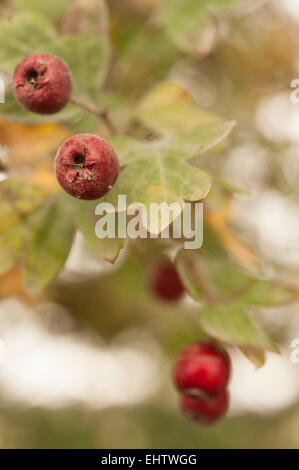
150 260 185 302
173 342 230 397
13 54 72 114
55 133 119 200
180 390 229 424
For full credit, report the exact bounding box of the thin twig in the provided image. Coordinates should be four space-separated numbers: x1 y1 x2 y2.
70 96 117 135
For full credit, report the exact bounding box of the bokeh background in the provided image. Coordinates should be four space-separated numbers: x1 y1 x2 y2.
1 0 299 449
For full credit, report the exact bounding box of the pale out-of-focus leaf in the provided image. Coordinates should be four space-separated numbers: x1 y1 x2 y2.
240 346 266 368
158 0 242 56
23 197 75 292
15 0 70 21
0 12 59 75
61 0 109 36
206 202 260 272
112 23 178 96
60 33 109 98
176 245 293 306
0 177 47 276
60 0 110 98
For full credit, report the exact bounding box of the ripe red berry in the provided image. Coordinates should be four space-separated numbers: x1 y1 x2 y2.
55 133 119 200
174 342 230 397
150 260 185 302
180 390 229 425
13 54 72 114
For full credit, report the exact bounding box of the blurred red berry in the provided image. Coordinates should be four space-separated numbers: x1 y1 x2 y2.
150 260 185 301
180 390 229 424
55 133 119 200
13 54 72 114
174 342 230 396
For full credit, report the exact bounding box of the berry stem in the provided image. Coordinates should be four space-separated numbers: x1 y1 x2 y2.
70 96 117 135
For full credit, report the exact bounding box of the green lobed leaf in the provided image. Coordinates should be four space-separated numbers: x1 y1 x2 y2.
70 198 125 264
104 146 211 234
198 301 279 354
199 254 292 306
107 135 154 167
158 0 243 56
103 82 235 234
23 197 75 292
176 246 293 307
176 246 289 366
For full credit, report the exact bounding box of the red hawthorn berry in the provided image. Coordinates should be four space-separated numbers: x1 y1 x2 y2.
150 260 185 302
180 390 229 425
173 342 230 396
55 133 119 200
13 54 72 114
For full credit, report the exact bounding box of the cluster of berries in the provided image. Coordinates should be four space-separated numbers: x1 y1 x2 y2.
13 54 119 200
150 260 231 424
173 342 230 424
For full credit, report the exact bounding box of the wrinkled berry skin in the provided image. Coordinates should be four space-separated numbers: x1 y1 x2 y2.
55 134 119 200
180 390 229 424
150 260 185 302
174 342 230 397
13 54 72 114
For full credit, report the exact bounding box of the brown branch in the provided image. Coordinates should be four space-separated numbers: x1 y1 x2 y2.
70 96 117 135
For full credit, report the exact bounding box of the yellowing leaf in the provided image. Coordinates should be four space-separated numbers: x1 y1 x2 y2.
136 82 235 156
240 346 266 369
206 202 259 272
0 177 47 276
27 167 58 191
0 118 70 166
0 267 43 302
